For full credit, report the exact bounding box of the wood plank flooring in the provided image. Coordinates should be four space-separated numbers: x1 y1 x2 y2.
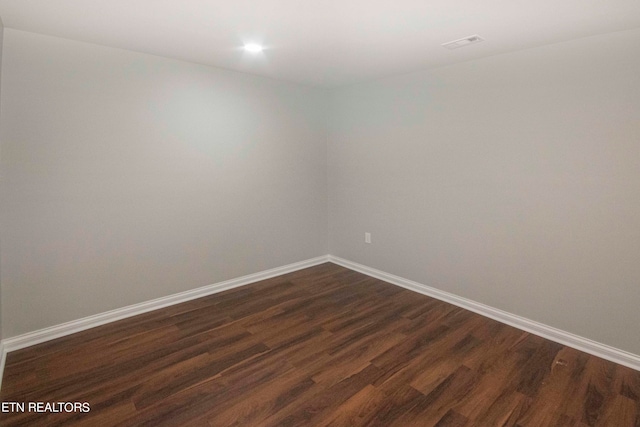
1 263 639 426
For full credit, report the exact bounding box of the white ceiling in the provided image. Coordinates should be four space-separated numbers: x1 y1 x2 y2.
0 0 639 87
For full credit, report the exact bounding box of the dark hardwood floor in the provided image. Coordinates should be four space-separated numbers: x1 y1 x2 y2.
1 263 639 426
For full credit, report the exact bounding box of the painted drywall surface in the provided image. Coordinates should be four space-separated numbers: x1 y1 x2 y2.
328 29 640 355
0 18 4 343
0 29 328 338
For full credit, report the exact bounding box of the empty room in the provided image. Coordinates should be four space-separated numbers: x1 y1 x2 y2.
0 0 639 425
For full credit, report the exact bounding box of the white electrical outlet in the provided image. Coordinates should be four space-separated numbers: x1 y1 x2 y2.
365 232 371 244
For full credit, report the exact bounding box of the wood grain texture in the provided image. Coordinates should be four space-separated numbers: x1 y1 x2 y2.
1 263 639 426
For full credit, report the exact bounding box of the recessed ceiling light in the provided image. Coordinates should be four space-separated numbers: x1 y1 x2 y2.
243 43 264 53
442 35 484 50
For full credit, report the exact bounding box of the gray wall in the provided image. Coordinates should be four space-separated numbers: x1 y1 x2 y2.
0 18 4 343
0 30 328 338
328 29 640 355
2 25 639 358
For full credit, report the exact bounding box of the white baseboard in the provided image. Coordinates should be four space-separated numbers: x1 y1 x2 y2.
2 253 638 391
328 255 640 372
0 341 6 389
0 255 330 387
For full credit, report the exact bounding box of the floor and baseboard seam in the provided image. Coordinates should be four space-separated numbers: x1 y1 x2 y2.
0 255 330 389
328 255 640 372
1 253 638 390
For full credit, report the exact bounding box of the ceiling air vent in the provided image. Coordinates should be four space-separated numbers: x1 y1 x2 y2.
442 35 484 50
